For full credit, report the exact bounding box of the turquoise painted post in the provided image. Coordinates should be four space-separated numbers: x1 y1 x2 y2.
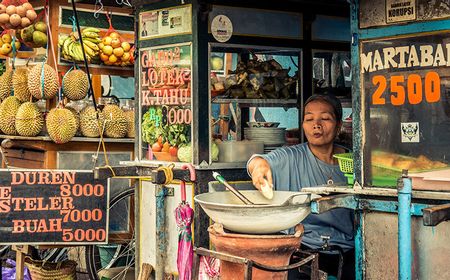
398 175 412 280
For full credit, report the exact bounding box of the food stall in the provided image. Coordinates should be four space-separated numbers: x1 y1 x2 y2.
301 1 450 279
91 0 352 279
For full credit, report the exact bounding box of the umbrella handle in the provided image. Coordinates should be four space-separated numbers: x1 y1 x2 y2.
180 180 186 202
182 164 196 181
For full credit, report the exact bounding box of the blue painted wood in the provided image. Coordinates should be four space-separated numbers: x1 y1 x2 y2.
350 1 363 185
398 177 412 280
155 185 168 280
358 19 450 40
355 210 364 280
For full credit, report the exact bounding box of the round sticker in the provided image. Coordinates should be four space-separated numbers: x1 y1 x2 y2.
211 15 233 43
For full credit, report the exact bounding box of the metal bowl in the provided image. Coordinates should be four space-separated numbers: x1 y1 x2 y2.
194 190 318 234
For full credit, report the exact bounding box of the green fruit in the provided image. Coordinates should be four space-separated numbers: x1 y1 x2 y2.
34 21 47 33
33 31 48 48
21 25 35 42
102 104 128 138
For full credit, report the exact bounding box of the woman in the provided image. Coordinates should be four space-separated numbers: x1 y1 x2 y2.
247 94 354 279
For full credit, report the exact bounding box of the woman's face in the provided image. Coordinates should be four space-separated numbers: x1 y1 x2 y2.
302 100 341 147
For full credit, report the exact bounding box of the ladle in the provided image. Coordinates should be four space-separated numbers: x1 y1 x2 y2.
212 171 256 205
212 172 314 207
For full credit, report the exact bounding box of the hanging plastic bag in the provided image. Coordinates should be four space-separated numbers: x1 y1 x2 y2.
99 13 133 66
0 0 36 30
17 8 48 49
2 259 32 280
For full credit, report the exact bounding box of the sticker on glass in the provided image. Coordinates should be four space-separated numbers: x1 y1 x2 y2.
211 15 233 43
401 122 419 143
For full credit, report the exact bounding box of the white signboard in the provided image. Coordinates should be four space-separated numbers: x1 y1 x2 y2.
386 0 416 23
401 122 420 143
211 15 233 43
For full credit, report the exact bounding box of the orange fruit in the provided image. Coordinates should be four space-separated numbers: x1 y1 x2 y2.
102 36 112 46
113 47 124 57
121 52 130 62
102 45 113 56
111 38 121 48
109 32 120 39
100 53 109 62
121 41 131 52
108 54 118 63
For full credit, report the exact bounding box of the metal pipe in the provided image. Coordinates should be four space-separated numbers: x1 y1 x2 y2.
398 173 412 280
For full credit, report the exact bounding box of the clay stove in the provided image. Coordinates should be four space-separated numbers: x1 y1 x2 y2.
194 223 319 280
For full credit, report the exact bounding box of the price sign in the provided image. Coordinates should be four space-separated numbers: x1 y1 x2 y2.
360 33 449 107
0 170 108 245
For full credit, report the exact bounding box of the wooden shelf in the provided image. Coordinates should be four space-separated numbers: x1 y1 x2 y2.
0 135 134 143
212 98 298 107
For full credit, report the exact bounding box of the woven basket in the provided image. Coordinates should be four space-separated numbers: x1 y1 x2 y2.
24 257 77 280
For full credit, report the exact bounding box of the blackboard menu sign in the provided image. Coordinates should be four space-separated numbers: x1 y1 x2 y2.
0 170 109 245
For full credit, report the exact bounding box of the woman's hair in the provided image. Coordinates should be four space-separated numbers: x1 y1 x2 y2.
303 93 343 121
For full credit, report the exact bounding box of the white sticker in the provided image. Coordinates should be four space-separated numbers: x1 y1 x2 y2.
401 122 420 143
211 15 233 43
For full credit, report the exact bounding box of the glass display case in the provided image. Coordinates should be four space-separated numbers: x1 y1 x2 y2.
360 32 450 187
209 44 301 166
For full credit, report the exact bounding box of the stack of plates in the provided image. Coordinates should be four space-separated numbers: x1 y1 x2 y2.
244 127 286 147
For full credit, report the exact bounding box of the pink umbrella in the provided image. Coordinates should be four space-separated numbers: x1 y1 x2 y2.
175 164 196 280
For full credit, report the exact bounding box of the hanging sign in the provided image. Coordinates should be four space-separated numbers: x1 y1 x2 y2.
211 15 233 43
0 170 108 245
139 4 192 40
139 43 192 126
386 0 416 23
360 33 450 107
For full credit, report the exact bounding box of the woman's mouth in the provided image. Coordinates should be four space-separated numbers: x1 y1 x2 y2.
313 133 322 138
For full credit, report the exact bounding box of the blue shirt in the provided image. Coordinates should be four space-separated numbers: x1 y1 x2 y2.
251 143 354 251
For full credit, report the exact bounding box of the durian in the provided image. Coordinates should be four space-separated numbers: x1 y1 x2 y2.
123 110 135 138
0 96 21 135
13 68 32 102
102 104 128 138
80 106 101 138
0 69 13 101
65 106 80 133
63 70 89 101
15 102 43 137
28 64 59 100
46 107 77 144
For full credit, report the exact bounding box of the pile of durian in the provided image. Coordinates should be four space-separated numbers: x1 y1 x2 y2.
0 64 134 144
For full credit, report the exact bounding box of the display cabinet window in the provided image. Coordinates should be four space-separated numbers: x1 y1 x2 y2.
210 45 300 165
313 51 351 95
139 43 192 162
361 33 450 187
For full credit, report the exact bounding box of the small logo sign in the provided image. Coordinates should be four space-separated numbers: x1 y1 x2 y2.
401 122 419 143
211 15 233 43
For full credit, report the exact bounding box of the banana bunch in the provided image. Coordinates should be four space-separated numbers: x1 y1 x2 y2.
59 27 102 62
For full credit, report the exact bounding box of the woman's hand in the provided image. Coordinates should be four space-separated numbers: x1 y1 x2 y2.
248 157 273 191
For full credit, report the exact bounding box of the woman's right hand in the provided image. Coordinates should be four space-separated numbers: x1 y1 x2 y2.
248 157 273 191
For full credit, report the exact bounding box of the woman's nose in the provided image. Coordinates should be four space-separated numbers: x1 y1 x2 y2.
313 122 322 129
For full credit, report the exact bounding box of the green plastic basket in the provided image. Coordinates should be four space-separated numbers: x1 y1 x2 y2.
334 153 353 173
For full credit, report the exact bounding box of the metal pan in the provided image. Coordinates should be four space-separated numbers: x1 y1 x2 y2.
194 190 320 234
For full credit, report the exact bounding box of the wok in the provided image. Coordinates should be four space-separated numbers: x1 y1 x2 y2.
194 190 319 234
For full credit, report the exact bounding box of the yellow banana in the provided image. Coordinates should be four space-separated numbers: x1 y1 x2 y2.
82 27 101 34
83 40 99 51
58 35 69 47
82 42 96 57
82 32 100 39
83 37 102 44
